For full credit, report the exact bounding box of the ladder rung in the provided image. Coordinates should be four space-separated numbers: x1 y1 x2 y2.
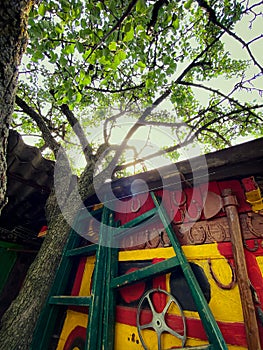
111 256 179 289
171 346 212 350
49 296 91 306
77 206 103 221
117 207 157 230
65 244 97 257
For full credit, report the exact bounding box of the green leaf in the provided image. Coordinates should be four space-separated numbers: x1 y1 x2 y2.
172 18 179 30
64 44 75 55
31 51 44 62
184 0 193 9
79 70 91 85
55 23 64 34
38 3 46 16
108 41 117 51
116 49 127 61
135 24 145 33
59 55 67 66
80 28 91 39
74 91 82 103
146 78 153 89
137 61 146 69
49 51 58 63
76 42 84 53
136 0 146 13
123 26 134 42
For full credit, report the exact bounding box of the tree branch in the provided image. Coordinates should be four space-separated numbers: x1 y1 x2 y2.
60 104 94 163
97 29 224 178
196 0 263 73
85 83 145 94
15 96 60 156
82 0 138 64
180 81 260 120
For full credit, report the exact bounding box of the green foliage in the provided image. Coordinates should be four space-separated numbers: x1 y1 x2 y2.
15 0 263 160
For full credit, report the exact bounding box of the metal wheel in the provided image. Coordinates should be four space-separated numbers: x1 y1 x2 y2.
136 288 186 350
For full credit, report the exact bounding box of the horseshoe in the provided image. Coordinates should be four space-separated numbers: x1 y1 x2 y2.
131 196 141 213
136 288 186 350
171 191 187 207
243 239 259 252
184 199 202 222
246 212 263 238
208 258 236 290
172 207 185 224
146 229 160 248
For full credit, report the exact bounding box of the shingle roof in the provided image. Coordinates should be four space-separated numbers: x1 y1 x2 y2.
0 130 54 246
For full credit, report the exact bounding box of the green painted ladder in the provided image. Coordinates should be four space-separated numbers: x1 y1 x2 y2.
31 192 227 350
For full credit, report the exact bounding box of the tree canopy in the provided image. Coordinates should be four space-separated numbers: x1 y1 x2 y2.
14 0 263 172
0 1 263 349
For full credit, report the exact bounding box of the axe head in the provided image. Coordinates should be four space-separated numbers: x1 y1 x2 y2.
203 191 223 219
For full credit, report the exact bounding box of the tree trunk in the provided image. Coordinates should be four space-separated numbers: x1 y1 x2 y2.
0 162 95 349
0 0 32 215
0 192 71 350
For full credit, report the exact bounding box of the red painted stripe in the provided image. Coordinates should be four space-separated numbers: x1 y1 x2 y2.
152 258 166 313
63 325 86 350
116 305 247 347
71 257 87 296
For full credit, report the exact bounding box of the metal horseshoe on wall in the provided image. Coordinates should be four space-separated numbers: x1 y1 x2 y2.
208 258 236 290
172 191 202 223
184 199 202 222
243 239 259 252
171 191 187 207
131 196 141 213
246 212 263 238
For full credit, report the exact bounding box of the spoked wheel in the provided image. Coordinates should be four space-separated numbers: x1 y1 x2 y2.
136 288 186 350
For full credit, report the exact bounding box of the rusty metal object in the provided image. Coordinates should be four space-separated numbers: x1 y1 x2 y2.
184 199 202 222
171 191 187 206
243 239 259 252
131 196 141 212
207 223 226 242
222 189 261 350
203 191 223 219
189 226 206 244
208 258 236 290
121 212 263 250
247 212 263 237
146 228 160 248
122 231 146 250
159 230 170 247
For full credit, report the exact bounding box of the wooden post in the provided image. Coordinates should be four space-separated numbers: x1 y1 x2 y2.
222 189 261 350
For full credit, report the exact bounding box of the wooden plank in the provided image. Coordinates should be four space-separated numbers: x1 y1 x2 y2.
111 256 179 289
222 189 261 350
65 244 97 257
49 296 91 306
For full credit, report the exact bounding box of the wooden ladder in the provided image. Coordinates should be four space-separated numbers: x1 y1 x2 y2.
31 192 227 350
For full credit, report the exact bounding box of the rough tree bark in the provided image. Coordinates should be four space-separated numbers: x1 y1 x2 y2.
0 160 96 349
0 0 33 215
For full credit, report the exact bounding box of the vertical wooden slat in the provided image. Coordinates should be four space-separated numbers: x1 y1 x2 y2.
222 189 261 350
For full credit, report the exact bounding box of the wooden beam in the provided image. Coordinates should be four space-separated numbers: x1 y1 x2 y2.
222 189 261 350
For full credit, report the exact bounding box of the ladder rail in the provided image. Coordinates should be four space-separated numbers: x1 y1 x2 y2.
32 191 228 350
151 192 227 350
